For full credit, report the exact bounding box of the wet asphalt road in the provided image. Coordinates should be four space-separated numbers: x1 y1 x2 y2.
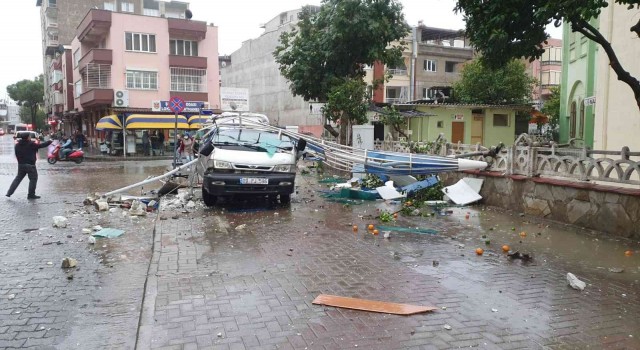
1 133 639 349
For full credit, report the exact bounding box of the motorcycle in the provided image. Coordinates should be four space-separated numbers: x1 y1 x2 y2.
48 143 84 164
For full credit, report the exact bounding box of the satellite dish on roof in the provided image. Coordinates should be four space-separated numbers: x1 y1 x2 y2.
185 9 193 19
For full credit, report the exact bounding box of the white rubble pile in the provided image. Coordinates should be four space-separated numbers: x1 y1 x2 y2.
52 216 68 228
567 272 586 290
129 200 147 216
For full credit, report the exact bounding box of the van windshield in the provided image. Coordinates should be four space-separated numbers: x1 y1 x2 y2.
212 129 293 152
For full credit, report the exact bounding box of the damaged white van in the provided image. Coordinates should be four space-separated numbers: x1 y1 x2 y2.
199 114 306 206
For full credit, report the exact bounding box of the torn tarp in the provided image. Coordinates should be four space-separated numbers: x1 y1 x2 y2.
92 228 125 238
442 179 482 205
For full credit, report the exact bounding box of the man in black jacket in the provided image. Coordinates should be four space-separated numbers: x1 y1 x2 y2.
6 133 52 199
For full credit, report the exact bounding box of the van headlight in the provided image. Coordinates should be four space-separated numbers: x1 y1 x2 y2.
273 164 291 172
214 160 232 169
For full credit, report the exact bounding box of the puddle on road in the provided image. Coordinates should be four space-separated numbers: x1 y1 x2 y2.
432 206 640 281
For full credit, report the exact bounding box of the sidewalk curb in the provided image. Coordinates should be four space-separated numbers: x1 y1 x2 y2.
135 209 162 350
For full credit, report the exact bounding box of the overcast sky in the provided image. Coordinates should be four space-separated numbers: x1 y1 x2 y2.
0 0 562 102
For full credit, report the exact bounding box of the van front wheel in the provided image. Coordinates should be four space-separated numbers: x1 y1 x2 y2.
202 187 217 207
280 194 291 205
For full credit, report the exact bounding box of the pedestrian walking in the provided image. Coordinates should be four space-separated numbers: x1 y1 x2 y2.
181 134 194 162
5 132 53 200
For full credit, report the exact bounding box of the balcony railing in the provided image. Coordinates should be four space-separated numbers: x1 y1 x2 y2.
143 8 160 17
540 60 562 66
82 64 111 90
387 68 408 76
385 98 407 104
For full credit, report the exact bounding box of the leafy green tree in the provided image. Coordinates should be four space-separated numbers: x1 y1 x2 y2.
274 0 410 144
19 106 47 131
453 60 535 105
7 75 45 130
380 106 408 139
322 78 369 142
454 0 640 110
542 85 561 140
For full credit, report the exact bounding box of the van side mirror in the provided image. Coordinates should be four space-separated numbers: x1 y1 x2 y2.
199 141 214 156
296 139 307 152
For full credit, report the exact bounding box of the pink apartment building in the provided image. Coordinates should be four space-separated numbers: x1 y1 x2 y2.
66 8 219 147
526 38 563 109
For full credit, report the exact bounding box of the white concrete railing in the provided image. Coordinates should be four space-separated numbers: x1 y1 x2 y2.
372 134 640 186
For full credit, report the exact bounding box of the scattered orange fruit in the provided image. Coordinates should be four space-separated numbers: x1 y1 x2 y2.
373 229 379 235
405 201 413 206
352 225 358 232
519 231 527 238
502 245 510 252
368 224 374 231
393 213 398 219
625 250 633 257
475 248 484 255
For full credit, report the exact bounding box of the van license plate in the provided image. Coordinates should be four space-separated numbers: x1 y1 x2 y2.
240 177 269 185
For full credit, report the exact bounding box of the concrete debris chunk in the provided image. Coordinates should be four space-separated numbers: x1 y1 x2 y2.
88 236 96 245
52 216 68 228
92 225 103 232
129 200 147 216
235 224 247 231
186 200 196 209
82 228 92 234
61 257 77 268
94 200 109 212
109 207 122 215
567 273 586 291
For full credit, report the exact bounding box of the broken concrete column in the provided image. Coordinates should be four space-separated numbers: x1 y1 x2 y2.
94 200 109 212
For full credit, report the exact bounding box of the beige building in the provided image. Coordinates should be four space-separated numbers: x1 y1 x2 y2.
366 25 474 105
593 2 640 151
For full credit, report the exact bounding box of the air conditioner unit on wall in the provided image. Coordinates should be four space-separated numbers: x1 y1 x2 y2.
113 90 129 107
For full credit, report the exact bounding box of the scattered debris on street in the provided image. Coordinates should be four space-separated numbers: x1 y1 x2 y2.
52 216 68 228
61 257 77 268
312 294 437 315
567 273 586 291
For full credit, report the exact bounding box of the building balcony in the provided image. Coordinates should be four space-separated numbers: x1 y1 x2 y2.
52 81 63 92
77 9 112 43
167 18 207 41
79 49 112 68
79 88 113 108
50 56 62 70
169 55 207 69
53 91 64 106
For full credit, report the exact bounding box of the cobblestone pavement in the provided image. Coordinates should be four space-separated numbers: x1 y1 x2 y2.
0 135 167 349
140 173 640 350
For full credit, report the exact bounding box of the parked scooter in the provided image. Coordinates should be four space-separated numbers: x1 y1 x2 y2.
48 143 85 164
